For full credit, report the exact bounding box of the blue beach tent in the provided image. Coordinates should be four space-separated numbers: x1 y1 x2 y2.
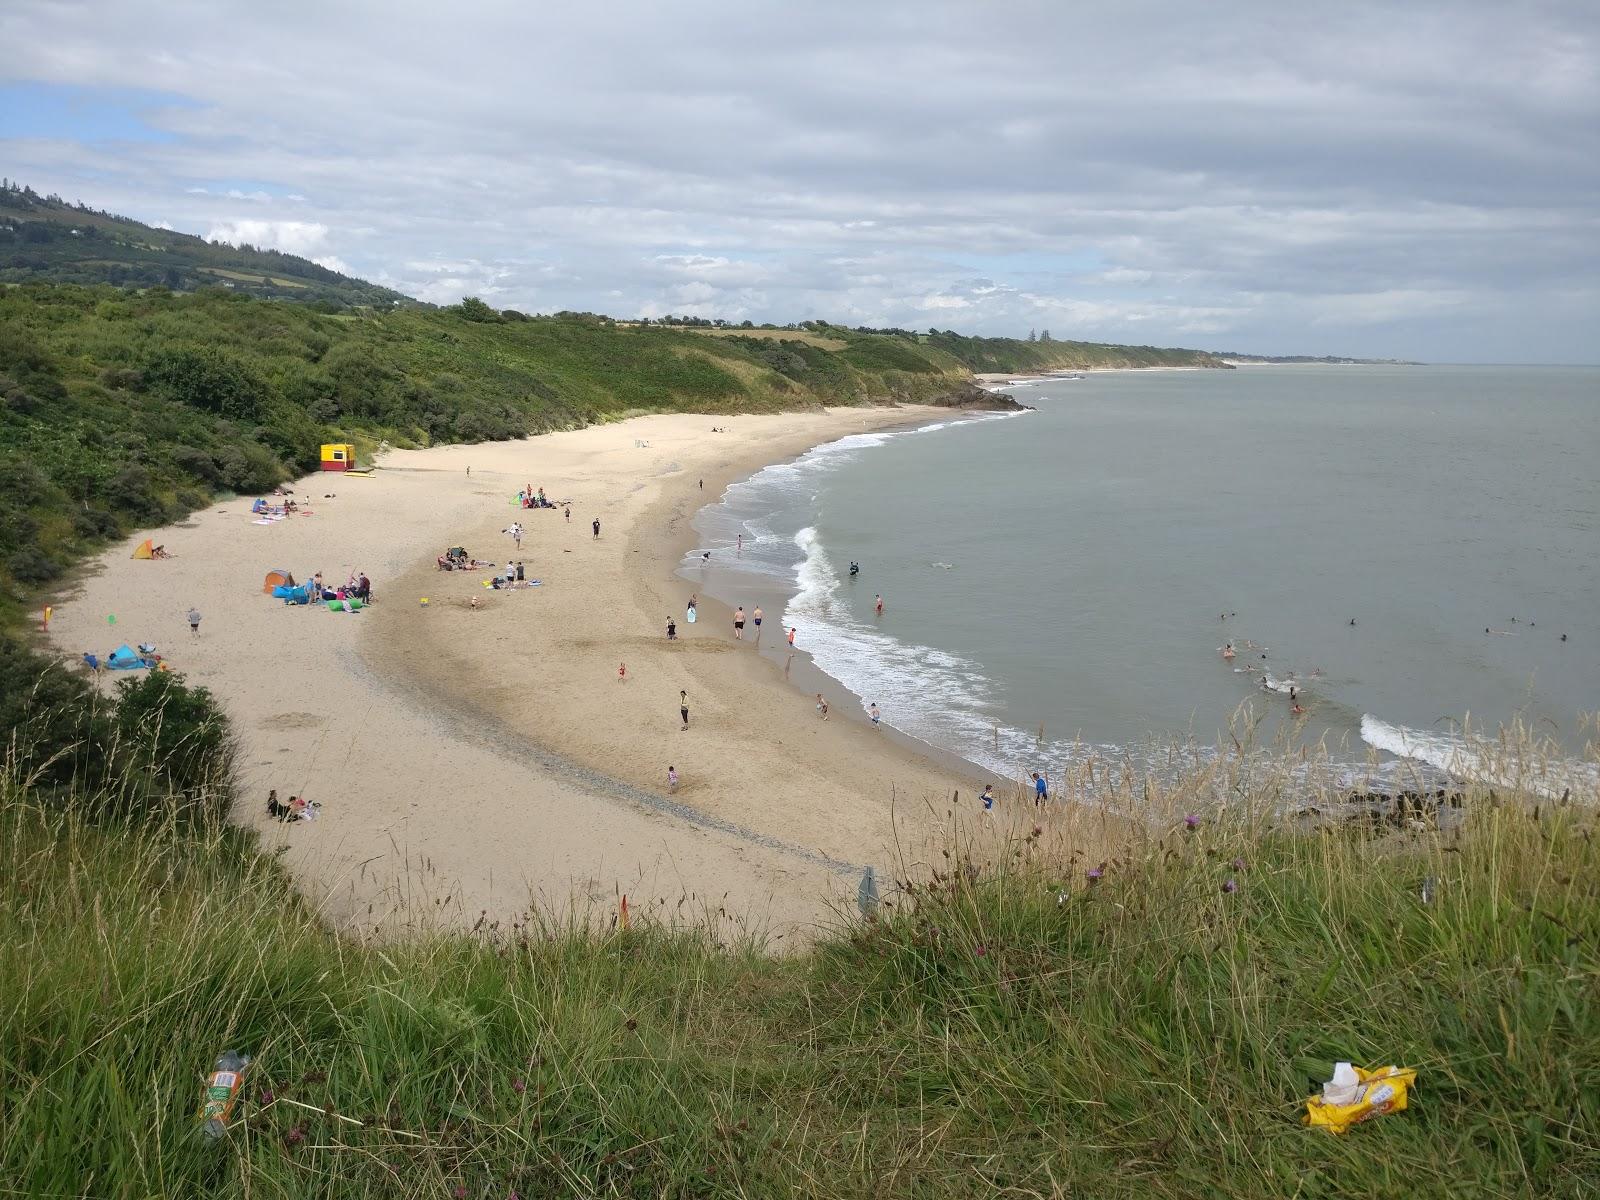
105 644 150 670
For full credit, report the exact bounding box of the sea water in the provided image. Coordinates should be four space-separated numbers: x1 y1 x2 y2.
682 366 1599 794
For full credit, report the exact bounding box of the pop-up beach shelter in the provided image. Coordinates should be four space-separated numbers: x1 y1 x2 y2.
262 569 296 593
131 539 154 560
105 644 149 670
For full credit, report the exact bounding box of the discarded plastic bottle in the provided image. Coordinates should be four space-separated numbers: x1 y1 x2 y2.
857 865 879 919
198 1050 251 1140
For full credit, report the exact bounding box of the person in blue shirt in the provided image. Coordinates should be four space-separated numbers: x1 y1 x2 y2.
1032 771 1049 806
981 784 995 811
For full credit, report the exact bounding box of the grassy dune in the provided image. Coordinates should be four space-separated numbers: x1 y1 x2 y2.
3 733 1596 1198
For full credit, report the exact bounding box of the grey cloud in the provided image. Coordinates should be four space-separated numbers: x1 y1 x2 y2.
1 0 1596 358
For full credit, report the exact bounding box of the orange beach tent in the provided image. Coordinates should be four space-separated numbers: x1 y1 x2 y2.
131 539 154 560
262 569 296 593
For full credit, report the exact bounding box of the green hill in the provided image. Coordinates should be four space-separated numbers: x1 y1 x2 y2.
0 182 415 309
0 285 994 614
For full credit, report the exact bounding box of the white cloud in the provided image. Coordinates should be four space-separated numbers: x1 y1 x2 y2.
204 219 330 256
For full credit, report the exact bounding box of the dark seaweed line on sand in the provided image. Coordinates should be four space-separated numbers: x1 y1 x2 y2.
339 644 861 877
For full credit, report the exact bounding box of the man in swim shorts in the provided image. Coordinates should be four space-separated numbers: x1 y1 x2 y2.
752 606 762 631
733 607 745 639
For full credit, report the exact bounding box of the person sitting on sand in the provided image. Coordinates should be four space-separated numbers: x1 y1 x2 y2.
981 784 995 811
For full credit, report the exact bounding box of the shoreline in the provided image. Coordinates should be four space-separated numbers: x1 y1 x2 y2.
48 406 1011 945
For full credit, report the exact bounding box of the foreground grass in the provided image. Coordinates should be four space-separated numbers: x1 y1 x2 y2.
2 781 1597 1198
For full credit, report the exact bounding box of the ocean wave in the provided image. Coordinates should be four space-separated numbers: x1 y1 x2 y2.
1361 714 1597 800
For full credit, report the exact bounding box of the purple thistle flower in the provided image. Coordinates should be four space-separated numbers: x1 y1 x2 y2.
1222 878 1238 894
1184 814 1200 830
1086 867 1104 883
453 1187 468 1200
1231 857 1246 871
259 1087 275 1106
975 944 987 957
511 1078 526 1095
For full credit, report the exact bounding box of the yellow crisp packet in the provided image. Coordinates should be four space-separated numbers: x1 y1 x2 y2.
1304 1065 1417 1134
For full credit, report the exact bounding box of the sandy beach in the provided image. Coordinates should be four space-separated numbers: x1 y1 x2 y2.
44 407 1033 945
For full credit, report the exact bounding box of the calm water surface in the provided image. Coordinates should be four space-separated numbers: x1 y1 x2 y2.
684 366 1599 789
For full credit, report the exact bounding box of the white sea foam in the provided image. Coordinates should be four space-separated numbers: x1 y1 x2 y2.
1360 714 1597 800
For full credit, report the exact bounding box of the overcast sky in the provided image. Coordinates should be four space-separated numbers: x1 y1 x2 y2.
3 0 1596 360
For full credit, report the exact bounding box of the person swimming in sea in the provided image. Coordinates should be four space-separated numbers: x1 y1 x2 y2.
1222 643 1235 660
849 561 859 577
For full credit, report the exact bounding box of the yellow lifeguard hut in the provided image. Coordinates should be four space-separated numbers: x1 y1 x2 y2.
320 443 355 472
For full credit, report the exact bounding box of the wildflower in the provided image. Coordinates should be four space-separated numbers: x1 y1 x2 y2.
1231 857 1246 871
1086 867 1104 884
975 944 987 956
1031 825 1042 838
454 1187 468 1199
1184 814 1200 830
283 1125 307 1150
511 1078 526 1095
259 1087 275 1106
1222 878 1238 894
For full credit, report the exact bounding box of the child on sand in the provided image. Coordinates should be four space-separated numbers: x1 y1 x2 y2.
667 617 677 640
869 702 881 727
787 627 796 647
816 694 829 720
186 607 202 636
618 662 627 682
981 785 995 812
668 765 678 793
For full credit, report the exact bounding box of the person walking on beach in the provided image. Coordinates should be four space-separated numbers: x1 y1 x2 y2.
668 765 678 793
816 693 829 720
787 626 796 648
875 594 884 616
618 662 627 682
752 606 763 637
737 533 743 554
592 518 601 539
869 702 881 727
680 690 689 730
564 505 571 523
666 616 677 640
1032 771 1049 806
733 607 745 640
186 606 202 637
